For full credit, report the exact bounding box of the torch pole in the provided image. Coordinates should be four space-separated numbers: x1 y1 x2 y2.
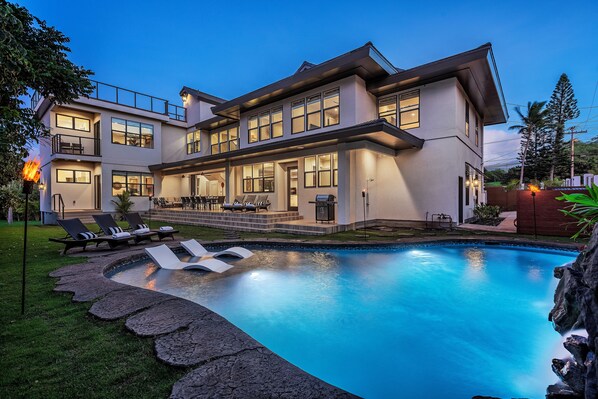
362 190 367 241
21 183 32 315
531 191 537 240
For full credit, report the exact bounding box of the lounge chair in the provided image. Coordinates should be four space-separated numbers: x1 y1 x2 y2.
180 239 254 259
49 218 131 254
145 244 233 273
93 214 157 244
222 195 245 211
245 195 270 212
124 212 179 241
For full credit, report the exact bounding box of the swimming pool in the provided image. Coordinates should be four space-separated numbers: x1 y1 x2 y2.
108 244 575 399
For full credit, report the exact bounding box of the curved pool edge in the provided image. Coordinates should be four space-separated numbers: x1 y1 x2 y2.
49 237 581 399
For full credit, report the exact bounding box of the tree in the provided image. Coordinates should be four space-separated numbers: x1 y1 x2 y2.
509 101 550 185
546 73 580 180
0 1 93 181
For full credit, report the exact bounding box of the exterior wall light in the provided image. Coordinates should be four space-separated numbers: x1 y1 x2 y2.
181 92 188 104
38 182 45 190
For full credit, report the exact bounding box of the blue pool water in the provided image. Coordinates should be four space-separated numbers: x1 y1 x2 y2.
108 244 576 398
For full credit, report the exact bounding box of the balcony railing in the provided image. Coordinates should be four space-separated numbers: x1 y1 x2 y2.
51 134 101 157
31 80 186 122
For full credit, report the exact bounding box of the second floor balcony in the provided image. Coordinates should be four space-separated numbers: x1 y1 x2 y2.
51 134 101 157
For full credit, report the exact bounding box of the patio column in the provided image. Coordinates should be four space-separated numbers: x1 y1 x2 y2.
225 161 231 201
336 145 352 225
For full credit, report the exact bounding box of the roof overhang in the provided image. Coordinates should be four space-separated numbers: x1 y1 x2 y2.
179 86 226 105
193 115 238 131
367 43 508 125
211 43 397 120
150 119 423 174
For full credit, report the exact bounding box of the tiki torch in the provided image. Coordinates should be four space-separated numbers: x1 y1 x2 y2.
529 184 540 239
21 158 41 315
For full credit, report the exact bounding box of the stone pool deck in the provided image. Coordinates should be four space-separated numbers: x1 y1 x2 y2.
49 236 582 398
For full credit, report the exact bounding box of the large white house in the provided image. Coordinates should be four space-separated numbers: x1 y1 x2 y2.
36 42 507 233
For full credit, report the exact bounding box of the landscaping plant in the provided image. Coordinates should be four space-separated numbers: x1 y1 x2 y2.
111 191 134 220
556 183 598 239
473 203 501 223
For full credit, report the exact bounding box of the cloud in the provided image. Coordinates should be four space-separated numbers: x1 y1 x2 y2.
483 129 521 170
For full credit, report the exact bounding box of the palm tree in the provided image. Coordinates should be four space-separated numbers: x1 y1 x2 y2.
509 101 550 186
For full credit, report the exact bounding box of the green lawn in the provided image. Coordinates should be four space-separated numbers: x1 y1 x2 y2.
0 219 581 398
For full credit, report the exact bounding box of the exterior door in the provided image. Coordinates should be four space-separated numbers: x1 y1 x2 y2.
458 176 464 223
287 167 298 211
94 175 101 210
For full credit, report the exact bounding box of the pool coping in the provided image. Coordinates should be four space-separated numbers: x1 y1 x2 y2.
49 236 581 398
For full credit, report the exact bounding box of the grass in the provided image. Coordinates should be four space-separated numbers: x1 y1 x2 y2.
0 219 583 398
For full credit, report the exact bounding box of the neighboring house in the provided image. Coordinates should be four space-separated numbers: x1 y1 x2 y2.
36 42 507 228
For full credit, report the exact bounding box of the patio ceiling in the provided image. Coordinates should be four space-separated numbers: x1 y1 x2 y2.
149 119 423 175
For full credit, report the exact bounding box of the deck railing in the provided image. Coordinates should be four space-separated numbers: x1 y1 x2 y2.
51 134 101 157
31 80 186 122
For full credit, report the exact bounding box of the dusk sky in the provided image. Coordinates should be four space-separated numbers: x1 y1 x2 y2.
19 0 598 168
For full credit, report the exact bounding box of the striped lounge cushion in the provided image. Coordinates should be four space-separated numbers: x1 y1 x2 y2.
77 231 97 240
108 226 123 235
137 224 148 229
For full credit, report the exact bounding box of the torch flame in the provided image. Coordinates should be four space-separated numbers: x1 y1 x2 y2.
22 157 41 183
529 184 540 193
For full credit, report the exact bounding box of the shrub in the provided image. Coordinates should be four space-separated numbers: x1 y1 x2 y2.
473 203 501 222
556 183 598 239
111 191 134 220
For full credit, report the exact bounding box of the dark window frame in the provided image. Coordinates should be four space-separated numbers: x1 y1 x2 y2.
303 153 338 188
378 90 420 129
291 99 306 134
475 115 479 147
323 88 340 128
248 107 284 144
111 117 154 148
210 125 239 154
56 113 91 132
292 87 340 134
306 94 322 131
465 101 470 137
186 130 201 154
56 169 91 184
242 162 275 193
111 170 154 197
378 95 397 125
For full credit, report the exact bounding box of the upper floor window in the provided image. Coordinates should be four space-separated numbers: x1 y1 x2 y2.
186 131 201 154
475 115 479 146
242 162 275 193
248 107 283 143
378 90 420 129
465 101 470 137
292 88 340 134
304 153 338 188
56 169 91 184
112 170 154 197
56 114 90 132
210 125 238 154
111 118 153 148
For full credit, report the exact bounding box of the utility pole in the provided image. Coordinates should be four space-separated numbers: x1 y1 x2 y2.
569 128 588 179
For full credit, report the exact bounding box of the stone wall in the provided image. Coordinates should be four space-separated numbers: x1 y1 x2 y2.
548 224 598 398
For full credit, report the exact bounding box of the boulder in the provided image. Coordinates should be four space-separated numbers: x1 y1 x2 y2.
564 335 590 365
546 383 583 398
552 358 586 394
550 268 585 333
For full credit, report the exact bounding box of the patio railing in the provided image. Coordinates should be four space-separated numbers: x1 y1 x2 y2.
31 80 186 122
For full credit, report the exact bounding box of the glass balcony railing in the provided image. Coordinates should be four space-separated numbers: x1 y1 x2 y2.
32 80 186 122
51 134 101 157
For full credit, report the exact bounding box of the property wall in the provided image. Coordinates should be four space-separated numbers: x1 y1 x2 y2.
486 186 518 211
161 124 193 163
50 161 96 210
516 189 585 236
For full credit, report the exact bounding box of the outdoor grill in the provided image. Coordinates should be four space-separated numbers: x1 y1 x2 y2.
309 194 337 223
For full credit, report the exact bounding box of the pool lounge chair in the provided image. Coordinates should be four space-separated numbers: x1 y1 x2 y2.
180 239 254 259
93 214 157 244
124 212 179 241
49 218 131 254
145 244 233 273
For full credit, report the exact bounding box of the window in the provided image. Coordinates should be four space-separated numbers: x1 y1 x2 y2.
112 171 153 197
465 101 470 137
242 162 275 193
56 169 91 184
304 153 338 188
475 115 479 146
378 96 397 125
248 107 283 143
186 131 201 154
292 99 305 134
323 89 340 127
111 118 153 148
306 94 321 130
399 91 419 129
210 125 238 154
465 166 470 206
56 114 90 132
378 90 419 129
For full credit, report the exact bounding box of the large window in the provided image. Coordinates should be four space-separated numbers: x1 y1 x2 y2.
210 125 238 154
186 130 201 154
304 153 338 188
306 94 321 130
465 101 470 137
291 99 305 134
112 171 154 197
248 107 283 143
242 162 274 193
323 89 340 127
475 115 480 146
292 88 340 134
111 118 153 148
56 114 90 132
56 169 91 184
378 90 420 129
